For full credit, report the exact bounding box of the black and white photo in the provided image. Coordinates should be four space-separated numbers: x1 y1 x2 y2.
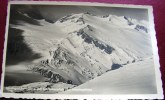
0 1 163 99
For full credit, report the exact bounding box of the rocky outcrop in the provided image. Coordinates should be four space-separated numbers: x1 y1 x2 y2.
135 24 148 33
77 26 114 54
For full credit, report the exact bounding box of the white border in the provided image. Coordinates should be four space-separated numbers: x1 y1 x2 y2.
1 1 163 99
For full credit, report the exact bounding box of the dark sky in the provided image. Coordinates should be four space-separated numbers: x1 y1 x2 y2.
12 4 149 21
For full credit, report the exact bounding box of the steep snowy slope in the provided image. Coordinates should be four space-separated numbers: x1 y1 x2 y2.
5 12 153 94
10 13 87 58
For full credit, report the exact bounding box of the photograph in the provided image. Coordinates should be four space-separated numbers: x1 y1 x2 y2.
1 1 163 99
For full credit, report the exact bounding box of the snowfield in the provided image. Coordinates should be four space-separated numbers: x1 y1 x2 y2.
63 58 157 94
4 11 157 94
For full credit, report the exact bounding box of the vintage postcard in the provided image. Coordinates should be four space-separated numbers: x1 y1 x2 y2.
0 1 163 99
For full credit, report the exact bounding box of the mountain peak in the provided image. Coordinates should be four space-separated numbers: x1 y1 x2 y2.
56 13 85 24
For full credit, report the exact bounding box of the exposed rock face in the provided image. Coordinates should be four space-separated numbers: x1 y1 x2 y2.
135 24 148 33
77 26 114 54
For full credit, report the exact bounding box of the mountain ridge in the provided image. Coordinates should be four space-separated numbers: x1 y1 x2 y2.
5 12 152 94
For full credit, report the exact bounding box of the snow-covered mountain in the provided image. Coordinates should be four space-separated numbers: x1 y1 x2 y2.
5 12 153 93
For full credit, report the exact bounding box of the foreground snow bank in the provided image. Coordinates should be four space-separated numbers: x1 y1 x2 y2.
63 58 157 94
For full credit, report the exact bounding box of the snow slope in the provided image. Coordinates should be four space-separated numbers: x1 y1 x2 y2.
5 12 155 94
64 58 157 94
